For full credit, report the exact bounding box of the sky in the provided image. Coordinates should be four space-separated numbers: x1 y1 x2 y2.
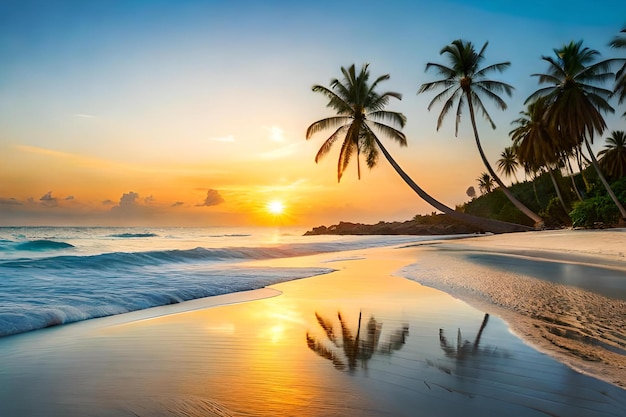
1 0 625 227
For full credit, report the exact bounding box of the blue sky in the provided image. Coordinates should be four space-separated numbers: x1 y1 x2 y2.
0 0 625 226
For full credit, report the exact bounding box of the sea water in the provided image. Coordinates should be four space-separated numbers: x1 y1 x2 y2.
0 226 452 338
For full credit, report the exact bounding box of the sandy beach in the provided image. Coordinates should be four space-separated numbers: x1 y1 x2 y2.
1 229 626 416
399 229 626 388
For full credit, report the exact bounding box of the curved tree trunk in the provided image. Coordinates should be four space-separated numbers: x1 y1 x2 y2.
374 137 531 234
564 156 584 201
466 99 544 228
548 167 569 213
584 138 626 219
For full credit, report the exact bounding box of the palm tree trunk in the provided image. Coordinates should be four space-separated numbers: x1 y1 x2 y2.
576 146 592 192
373 137 531 234
548 167 569 213
584 138 626 219
466 98 544 228
564 155 584 201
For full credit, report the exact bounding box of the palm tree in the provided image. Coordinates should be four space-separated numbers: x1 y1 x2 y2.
598 130 626 179
306 63 407 182
477 172 494 195
609 27 626 117
418 39 544 227
509 98 569 213
308 64 531 233
527 40 626 220
497 147 519 183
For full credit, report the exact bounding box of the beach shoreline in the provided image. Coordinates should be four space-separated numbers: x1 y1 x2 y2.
397 229 626 389
1 229 625 416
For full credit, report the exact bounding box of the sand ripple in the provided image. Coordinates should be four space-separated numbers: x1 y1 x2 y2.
399 247 626 389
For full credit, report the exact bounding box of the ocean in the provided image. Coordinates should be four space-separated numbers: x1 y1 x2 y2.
0 226 453 338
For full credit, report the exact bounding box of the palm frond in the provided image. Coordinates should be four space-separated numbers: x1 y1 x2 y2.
314 126 349 163
306 116 350 139
368 121 407 146
367 110 407 128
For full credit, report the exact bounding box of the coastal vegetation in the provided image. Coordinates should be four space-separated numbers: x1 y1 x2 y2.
307 27 626 232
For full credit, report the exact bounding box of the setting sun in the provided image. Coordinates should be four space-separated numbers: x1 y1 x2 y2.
267 200 285 215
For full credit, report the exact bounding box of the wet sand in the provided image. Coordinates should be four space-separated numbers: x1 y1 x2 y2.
1 234 625 416
399 229 626 389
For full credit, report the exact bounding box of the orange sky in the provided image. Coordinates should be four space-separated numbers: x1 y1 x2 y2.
1 1 624 227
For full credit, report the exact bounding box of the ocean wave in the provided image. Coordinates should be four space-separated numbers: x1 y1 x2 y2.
0 265 333 337
0 246 302 270
108 232 159 238
0 235 451 270
208 234 252 237
14 240 75 251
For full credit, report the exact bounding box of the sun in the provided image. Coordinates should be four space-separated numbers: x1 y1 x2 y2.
267 200 285 215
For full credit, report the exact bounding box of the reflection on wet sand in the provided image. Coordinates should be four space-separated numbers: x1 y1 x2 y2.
2 245 626 416
306 311 409 371
439 313 491 360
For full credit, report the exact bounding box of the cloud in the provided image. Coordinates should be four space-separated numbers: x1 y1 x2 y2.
118 191 139 208
16 145 72 159
171 201 184 207
0 197 22 206
144 195 155 204
102 199 115 206
39 191 58 207
266 126 285 142
110 191 144 217
65 195 75 201
259 143 300 159
72 113 95 119
197 189 224 207
209 135 235 142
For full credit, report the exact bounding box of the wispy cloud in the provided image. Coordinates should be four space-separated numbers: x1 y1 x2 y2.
15 145 73 158
0 197 22 206
259 143 300 159
72 113 96 119
209 135 235 142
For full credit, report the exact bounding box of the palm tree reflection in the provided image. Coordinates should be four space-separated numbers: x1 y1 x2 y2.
306 311 409 371
439 313 490 360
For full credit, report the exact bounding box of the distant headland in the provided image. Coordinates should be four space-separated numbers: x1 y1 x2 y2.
304 215 484 236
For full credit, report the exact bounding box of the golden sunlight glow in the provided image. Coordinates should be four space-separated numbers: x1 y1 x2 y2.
267 200 285 215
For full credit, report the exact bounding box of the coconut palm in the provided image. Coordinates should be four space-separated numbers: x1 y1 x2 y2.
509 98 569 213
609 27 626 117
598 130 626 179
497 147 519 183
306 63 407 182
418 39 544 227
527 40 626 220
308 64 531 233
477 172 494 195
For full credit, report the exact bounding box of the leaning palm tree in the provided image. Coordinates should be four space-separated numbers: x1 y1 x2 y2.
497 147 519 183
308 63 531 233
509 98 570 213
527 40 626 220
306 63 407 182
609 27 626 117
477 172 495 195
598 130 626 179
418 39 544 227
